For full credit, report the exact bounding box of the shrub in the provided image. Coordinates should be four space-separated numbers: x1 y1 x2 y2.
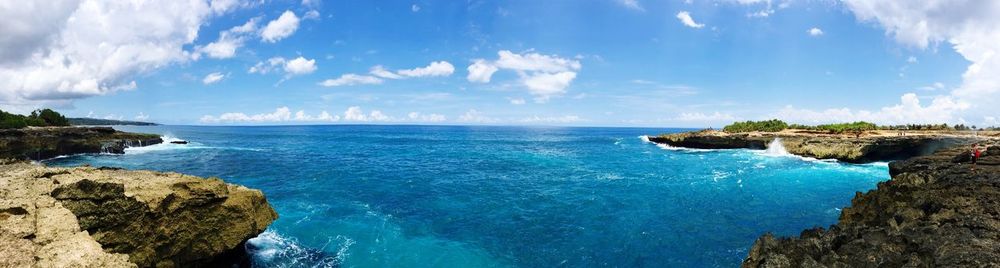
30 109 69 126
0 108 70 129
722 119 788 133
814 121 877 133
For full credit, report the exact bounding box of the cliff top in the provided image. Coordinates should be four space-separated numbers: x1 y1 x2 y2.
0 161 277 267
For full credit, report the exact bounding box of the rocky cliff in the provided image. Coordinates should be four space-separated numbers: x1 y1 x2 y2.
0 127 163 160
742 142 1000 267
0 161 278 267
649 130 973 163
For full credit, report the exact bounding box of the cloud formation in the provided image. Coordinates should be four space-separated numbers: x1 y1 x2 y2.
676 11 705 28
261 10 300 43
0 0 228 110
466 50 582 102
779 0 1000 125
200 107 339 123
202 72 226 85
319 74 383 87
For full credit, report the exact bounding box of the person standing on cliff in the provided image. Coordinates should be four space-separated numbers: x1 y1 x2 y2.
972 144 983 171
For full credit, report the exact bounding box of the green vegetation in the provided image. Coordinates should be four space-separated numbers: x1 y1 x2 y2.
0 109 70 129
789 121 878 133
67 117 157 126
722 119 788 133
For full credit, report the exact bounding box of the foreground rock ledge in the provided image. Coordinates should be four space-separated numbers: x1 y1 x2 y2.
742 143 1000 267
0 161 278 267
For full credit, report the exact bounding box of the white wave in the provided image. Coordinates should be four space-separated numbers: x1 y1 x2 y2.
761 138 791 156
247 230 351 268
123 135 263 154
640 135 724 153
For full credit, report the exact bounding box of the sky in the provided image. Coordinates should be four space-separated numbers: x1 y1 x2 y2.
0 0 998 127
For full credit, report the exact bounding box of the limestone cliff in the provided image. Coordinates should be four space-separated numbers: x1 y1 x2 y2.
0 161 278 267
649 130 974 163
0 127 163 160
742 143 1000 267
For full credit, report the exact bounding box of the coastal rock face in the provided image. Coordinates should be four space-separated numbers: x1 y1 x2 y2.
0 127 163 160
0 161 278 267
649 130 972 163
742 143 1000 267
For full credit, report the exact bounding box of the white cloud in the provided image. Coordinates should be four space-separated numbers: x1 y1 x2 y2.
412 4 421 12
522 72 577 103
196 18 258 59
465 50 582 101
319 74 383 87
210 0 244 14
494 50 582 73
917 82 945 91
343 106 391 122
261 10 300 43
303 10 321 20
509 98 526 105
822 1 1000 123
248 56 316 77
907 56 918 63
407 112 446 122
676 11 704 29
135 112 150 121
369 65 404 79
0 0 228 109
676 112 736 122
807 27 824 36
467 59 499 83
202 72 226 84
458 109 497 123
397 61 455 77
618 0 644 11
518 115 583 124
284 56 317 75
249 57 287 74
775 93 969 125
200 107 340 123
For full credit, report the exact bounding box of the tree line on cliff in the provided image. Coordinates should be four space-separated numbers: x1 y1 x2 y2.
722 119 997 134
0 109 70 129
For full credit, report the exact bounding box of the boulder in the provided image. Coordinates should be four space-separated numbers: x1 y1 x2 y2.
0 162 277 267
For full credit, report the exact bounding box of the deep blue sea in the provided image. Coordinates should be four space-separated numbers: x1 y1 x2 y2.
45 125 888 267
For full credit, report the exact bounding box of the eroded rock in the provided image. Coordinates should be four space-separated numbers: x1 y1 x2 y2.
0 162 277 267
742 142 1000 267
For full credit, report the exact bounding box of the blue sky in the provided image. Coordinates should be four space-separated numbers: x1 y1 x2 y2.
2 0 996 127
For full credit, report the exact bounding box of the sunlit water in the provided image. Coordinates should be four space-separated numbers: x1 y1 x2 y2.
45 125 888 267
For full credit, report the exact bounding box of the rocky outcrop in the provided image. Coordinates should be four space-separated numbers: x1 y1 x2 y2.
0 127 163 160
649 130 974 163
742 143 1000 267
0 161 278 267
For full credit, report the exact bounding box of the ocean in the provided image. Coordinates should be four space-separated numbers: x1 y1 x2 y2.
44 125 888 267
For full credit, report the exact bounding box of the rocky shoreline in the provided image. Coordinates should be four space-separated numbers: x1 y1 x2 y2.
0 127 164 160
648 129 979 163
0 127 278 267
742 142 999 267
651 129 1000 266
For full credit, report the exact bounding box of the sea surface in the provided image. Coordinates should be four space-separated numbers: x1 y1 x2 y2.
45 125 889 267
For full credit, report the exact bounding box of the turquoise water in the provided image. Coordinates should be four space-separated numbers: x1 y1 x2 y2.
45 125 888 267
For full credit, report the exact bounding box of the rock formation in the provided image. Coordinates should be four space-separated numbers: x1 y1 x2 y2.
0 127 163 160
0 161 277 267
649 130 974 163
742 143 1000 267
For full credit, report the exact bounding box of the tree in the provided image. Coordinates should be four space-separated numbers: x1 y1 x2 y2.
29 109 69 126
